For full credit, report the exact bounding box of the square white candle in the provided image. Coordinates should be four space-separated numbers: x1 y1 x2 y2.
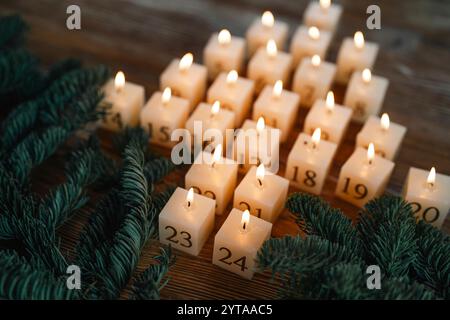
203 30 246 81
232 118 280 174
290 25 332 68
234 165 289 223
207 71 255 127
356 114 406 160
247 41 293 94
344 69 389 123
185 101 235 150
336 146 395 208
185 150 238 215
100 72 144 131
335 32 379 84
303 0 343 33
140 88 190 148
160 53 207 110
403 167 450 229
252 82 300 142
159 187 215 256
246 11 289 57
292 55 336 108
285 131 337 195
303 92 352 145
213 208 272 279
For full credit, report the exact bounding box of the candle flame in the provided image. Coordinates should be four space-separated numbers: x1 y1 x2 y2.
186 187 194 208
211 101 221 116
212 144 222 164
326 91 334 112
266 39 278 58
308 26 320 40
367 143 375 164
241 209 250 232
114 71 125 92
256 163 265 186
311 54 321 67
256 116 265 134
427 167 436 187
226 70 238 85
218 29 231 45
362 68 372 83
312 128 321 148
273 80 283 98
179 53 193 72
380 113 390 131
162 87 171 105
354 31 365 49
320 0 331 10
261 11 274 28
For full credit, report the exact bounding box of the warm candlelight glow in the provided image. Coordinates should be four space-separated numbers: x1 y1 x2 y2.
320 0 331 10
362 68 372 83
218 29 231 46
261 11 274 28
308 26 320 40
226 70 238 85
162 87 171 105
311 54 321 67
256 116 265 134
266 39 278 58
367 143 375 164
241 209 250 232
325 91 334 112
212 144 222 167
380 113 390 131
256 163 265 187
114 71 125 93
311 128 321 149
186 187 194 208
427 167 436 188
211 100 221 117
179 53 193 72
272 80 283 98
354 31 365 49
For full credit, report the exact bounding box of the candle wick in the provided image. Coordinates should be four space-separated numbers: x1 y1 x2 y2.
368 159 373 165
187 201 191 208
257 178 263 187
243 222 246 230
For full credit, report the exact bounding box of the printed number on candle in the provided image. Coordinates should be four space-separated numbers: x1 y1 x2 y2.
302 85 315 104
342 177 368 199
410 202 440 223
363 144 386 158
148 123 170 142
292 168 317 187
354 101 366 118
218 247 248 272
239 201 262 218
309 128 329 141
191 186 216 201
164 225 192 248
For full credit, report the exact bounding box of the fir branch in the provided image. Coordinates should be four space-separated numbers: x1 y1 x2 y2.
0 48 39 95
0 15 27 49
144 157 175 185
129 247 174 300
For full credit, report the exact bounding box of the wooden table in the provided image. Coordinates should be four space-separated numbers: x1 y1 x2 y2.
1 0 449 299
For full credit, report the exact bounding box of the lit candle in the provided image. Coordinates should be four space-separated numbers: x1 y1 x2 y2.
185 146 238 215
203 29 246 81
160 52 207 110
303 91 352 145
356 113 407 160
336 145 395 208
212 208 272 279
207 70 255 126
252 80 300 142
303 0 343 33
292 54 336 108
403 167 450 229
232 118 280 173
247 39 293 93
159 187 215 256
185 101 235 151
100 71 145 131
335 31 379 84
140 86 190 148
290 25 332 68
344 68 389 123
246 11 289 57
285 129 337 194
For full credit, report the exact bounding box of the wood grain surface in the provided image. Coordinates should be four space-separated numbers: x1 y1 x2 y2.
0 0 449 300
